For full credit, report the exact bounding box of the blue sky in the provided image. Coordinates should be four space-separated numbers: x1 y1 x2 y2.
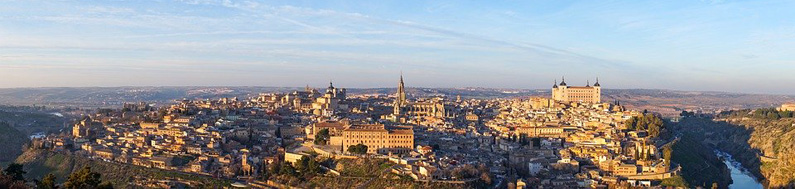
1 0 795 94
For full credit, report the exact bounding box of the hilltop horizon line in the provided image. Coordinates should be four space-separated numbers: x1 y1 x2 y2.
1 85 793 96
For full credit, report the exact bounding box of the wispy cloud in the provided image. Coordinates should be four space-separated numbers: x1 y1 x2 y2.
1 0 794 93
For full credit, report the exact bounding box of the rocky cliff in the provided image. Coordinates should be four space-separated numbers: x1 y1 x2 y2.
679 113 795 188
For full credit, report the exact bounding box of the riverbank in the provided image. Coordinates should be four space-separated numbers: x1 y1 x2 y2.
676 114 795 188
667 132 732 188
715 150 763 189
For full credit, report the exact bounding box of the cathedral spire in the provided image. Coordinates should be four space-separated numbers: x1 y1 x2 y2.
400 71 404 85
394 73 407 115
397 73 406 102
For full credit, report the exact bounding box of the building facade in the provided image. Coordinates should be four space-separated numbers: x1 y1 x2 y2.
779 103 795 112
342 124 414 154
73 118 103 139
552 77 601 104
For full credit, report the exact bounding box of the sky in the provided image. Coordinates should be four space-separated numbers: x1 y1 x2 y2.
1 0 795 94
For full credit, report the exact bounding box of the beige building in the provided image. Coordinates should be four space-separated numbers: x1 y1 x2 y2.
552 77 601 104
311 121 348 137
310 121 348 146
779 103 795 112
73 118 103 139
342 124 414 154
516 126 564 137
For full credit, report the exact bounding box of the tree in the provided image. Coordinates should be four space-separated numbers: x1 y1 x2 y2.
294 156 309 172
0 174 27 189
268 163 280 177
294 156 321 177
480 172 492 185
314 128 330 145
279 163 297 176
663 145 673 162
624 114 665 138
347 144 368 154
519 134 529 146
3 163 26 181
63 166 110 189
307 157 320 175
450 164 478 179
779 111 794 118
275 126 282 138
37 173 57 189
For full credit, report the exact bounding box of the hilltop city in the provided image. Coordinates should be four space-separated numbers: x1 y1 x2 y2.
20 74 690 188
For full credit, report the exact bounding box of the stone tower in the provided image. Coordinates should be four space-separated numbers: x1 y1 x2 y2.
394 73 407 115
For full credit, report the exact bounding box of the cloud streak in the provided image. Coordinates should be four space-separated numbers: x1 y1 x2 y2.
1 0 794 94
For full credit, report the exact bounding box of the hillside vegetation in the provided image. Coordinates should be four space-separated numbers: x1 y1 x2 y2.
0 122 28 164
15 149 231 188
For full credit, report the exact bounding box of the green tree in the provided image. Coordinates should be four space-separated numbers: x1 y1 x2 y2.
307 157 320 175
624 114 665 137
279 163 297 176
37 173 57 189
779 111 793 118
294 156 309 172
63 166 111 189
0 174 27 189
663 145 673 162
347 144 368 154
314 128 330 145
268 163 280 177
3 163 26 181
293 156 321 176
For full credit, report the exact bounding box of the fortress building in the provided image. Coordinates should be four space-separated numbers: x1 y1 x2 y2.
552 77 602 104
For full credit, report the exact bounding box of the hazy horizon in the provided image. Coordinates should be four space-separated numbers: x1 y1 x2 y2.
3 1 795 94
2 85 793 96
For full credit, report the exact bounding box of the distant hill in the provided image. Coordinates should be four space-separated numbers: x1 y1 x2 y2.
0 87 793 116
601 89 795 116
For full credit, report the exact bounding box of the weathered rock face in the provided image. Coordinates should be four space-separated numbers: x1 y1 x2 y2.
682 114 795 188
724 118 795 187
